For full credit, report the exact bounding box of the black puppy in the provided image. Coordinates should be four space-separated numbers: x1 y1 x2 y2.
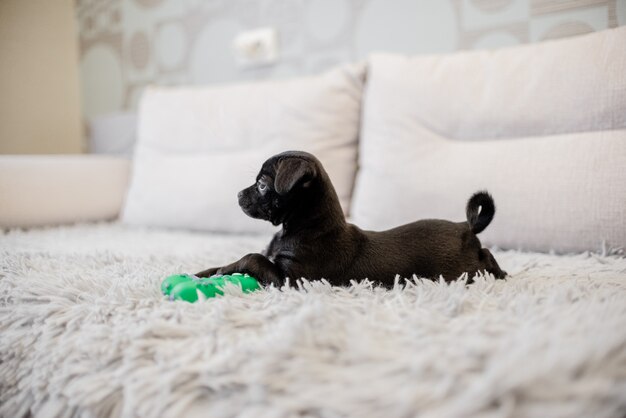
196 151 506 286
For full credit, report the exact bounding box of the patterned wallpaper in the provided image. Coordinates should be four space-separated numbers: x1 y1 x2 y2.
76 0 625 140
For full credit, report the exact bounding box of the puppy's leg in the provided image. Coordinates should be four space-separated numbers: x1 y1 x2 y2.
195 253 283 286
195 267 220 278
480 249 507 279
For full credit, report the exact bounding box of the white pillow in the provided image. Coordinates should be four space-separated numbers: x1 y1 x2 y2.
352 28 626 253
122 63 365 233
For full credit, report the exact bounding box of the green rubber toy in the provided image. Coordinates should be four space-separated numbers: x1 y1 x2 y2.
161 273 261 303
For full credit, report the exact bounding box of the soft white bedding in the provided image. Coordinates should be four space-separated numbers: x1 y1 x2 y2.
1 223 625 418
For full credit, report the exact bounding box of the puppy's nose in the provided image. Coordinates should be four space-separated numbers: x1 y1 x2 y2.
237 191 244 199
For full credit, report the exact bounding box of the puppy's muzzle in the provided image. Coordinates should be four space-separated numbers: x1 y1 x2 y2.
237 190 248 209
238 189 256 216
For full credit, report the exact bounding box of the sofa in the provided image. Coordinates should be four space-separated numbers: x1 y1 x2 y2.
1 27 625 418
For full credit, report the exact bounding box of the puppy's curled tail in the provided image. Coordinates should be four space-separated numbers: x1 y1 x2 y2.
466 191 496 234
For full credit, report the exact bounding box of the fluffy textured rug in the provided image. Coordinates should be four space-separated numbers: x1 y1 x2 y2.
1 223 625 418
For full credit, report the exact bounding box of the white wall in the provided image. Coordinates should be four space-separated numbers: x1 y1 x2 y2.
77 0 624 117
76 0 625 153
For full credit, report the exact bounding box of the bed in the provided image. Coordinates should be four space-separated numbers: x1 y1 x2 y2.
1 27 626 418
1 223 625 417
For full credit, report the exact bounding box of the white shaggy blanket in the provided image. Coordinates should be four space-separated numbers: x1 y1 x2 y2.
1 224 626 418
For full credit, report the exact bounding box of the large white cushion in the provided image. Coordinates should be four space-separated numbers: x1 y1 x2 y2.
122 64 364 233
352 28 626 253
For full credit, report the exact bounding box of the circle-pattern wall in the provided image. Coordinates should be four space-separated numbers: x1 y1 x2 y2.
77 0 623 119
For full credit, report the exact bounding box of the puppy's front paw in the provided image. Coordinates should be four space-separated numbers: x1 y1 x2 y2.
195 267 219 278
215 266 237 276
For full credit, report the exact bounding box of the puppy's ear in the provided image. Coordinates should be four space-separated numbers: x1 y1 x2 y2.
274 157 317 196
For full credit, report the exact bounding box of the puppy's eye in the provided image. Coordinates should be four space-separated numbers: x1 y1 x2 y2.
257 181 268 193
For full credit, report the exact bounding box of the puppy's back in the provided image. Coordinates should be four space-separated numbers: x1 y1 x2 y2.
348 219 471 283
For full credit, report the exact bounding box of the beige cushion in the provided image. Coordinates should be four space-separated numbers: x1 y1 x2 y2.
0 155 130 228
352 27 626 253
122 64 365 234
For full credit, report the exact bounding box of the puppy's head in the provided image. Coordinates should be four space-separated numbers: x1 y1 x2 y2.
238 151 320 226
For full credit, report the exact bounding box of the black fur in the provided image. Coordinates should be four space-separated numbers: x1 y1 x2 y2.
197 151 507 286
466 191 496 234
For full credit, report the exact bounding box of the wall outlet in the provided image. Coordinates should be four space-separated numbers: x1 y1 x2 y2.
232 27 279 69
